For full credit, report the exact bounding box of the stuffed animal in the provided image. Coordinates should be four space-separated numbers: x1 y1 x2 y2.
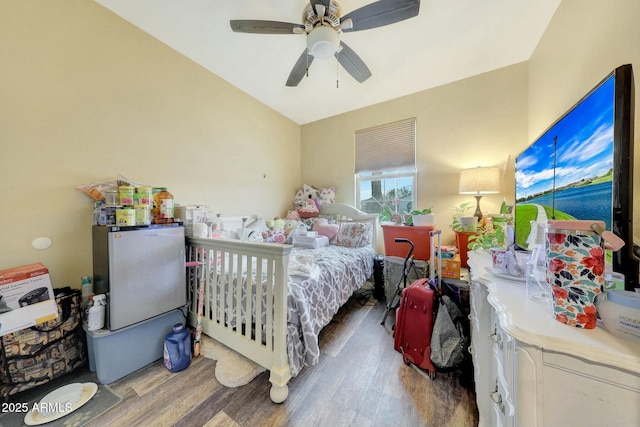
303 184 319 201
286 210 301 221
317 186 336 207
293 189 306 209
284 219 306 244
312 217 339 241
297 198 319 219
284 219 300 233
263 229 286 244
271 217 286 231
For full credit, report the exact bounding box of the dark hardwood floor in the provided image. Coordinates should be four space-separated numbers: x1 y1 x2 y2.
88 286 479 427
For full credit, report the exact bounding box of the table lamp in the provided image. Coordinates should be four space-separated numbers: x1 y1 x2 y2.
459 166 500 220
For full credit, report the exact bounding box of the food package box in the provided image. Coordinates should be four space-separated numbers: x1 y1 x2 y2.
293 235 330 249
174 205 209 223
0 263 58 337
436 254 461 280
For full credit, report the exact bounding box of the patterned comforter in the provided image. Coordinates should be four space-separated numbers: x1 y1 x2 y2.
207 244 374 377
286 245 374 376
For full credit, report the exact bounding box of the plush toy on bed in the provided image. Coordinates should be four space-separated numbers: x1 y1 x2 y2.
294 184 319 218
264 229 286 244
312 217 340 241
316 186 336 207
303 184 318 201
293 189 306 209
286 210 301 221
297 198 319 219
293 184 317 209
267 217 285 231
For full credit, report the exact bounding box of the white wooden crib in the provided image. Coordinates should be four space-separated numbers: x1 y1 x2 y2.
185 203 376 403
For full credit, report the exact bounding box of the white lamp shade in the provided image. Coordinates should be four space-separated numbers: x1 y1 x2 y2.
459 166 501 195
307 25 339 60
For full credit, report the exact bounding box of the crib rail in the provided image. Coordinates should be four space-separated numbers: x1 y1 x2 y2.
185 237 292 403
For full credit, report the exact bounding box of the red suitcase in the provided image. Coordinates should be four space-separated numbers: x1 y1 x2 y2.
393 277 437 376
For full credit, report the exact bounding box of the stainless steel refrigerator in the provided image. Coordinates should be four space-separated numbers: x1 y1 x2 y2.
92 224 186 330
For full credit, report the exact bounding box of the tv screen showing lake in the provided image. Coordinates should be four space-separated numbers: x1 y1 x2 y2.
515 72 616 246
520 181 612 230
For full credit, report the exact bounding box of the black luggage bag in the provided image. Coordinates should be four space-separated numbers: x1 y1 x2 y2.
0 287 86 399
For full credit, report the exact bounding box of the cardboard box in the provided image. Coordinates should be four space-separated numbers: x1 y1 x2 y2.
0 263 58 337
174 205 209 223
436 254 461 280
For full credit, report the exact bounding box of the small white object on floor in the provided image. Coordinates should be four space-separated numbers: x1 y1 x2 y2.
24 382 98 426
200 335 266 387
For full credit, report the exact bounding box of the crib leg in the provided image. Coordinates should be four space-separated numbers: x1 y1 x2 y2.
269 365 291 403
270 383 289 404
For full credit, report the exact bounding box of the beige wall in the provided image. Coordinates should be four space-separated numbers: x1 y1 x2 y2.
301 64 529 247
529 0 640 242
4 0 638 287
301 0 640 252
0 1 300 286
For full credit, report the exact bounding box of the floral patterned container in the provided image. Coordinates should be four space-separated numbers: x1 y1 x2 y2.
546 220 607 329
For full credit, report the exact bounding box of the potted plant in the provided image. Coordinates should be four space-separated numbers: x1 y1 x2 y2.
379 204 403 225
451 202 479 268
405 207 435 226
467 221 506 251
379 205 392 223
451 202 477 232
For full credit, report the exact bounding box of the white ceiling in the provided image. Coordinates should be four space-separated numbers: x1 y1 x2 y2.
95 0 561 125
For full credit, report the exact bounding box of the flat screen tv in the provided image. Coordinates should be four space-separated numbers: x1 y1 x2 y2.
515 64 638 290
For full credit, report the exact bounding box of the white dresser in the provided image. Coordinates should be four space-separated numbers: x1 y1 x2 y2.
468 251 640 427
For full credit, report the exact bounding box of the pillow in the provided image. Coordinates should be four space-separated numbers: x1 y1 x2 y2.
312 218 340 241
335 222 373 248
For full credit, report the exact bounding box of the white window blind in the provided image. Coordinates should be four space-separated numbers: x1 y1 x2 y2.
355 118 416 174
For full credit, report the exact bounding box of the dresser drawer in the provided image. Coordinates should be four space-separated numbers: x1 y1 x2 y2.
490 311 512 368
490 357 515 427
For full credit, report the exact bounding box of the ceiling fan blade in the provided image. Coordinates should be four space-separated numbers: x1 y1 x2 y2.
286 50 315 87
230 20 303 34
335 42 372 83
310 0 331 12
341 0 420 32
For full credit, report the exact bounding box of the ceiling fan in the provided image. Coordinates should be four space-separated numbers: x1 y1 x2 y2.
230 0 420 87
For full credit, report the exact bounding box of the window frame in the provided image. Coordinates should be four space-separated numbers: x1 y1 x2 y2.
354 118 417 216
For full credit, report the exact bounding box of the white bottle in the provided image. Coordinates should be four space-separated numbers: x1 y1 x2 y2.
81 276 93 309
526 243 551 302
87 294 106 331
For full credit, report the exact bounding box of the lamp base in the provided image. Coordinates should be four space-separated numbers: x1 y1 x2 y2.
473 195 483 220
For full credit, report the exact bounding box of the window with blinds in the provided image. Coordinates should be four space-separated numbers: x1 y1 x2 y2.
355 118 417 217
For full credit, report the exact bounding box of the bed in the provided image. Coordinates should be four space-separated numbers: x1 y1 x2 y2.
185 203 377 403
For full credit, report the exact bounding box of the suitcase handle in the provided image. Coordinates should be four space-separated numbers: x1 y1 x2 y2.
429 230 442 291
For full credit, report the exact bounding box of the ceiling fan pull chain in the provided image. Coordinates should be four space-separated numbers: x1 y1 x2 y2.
336 59 339 88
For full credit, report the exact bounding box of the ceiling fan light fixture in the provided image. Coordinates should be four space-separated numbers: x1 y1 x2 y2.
307 25 339 60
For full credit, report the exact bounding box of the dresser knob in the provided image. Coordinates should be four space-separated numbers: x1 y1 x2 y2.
489 327 503 349
490 381 506 414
